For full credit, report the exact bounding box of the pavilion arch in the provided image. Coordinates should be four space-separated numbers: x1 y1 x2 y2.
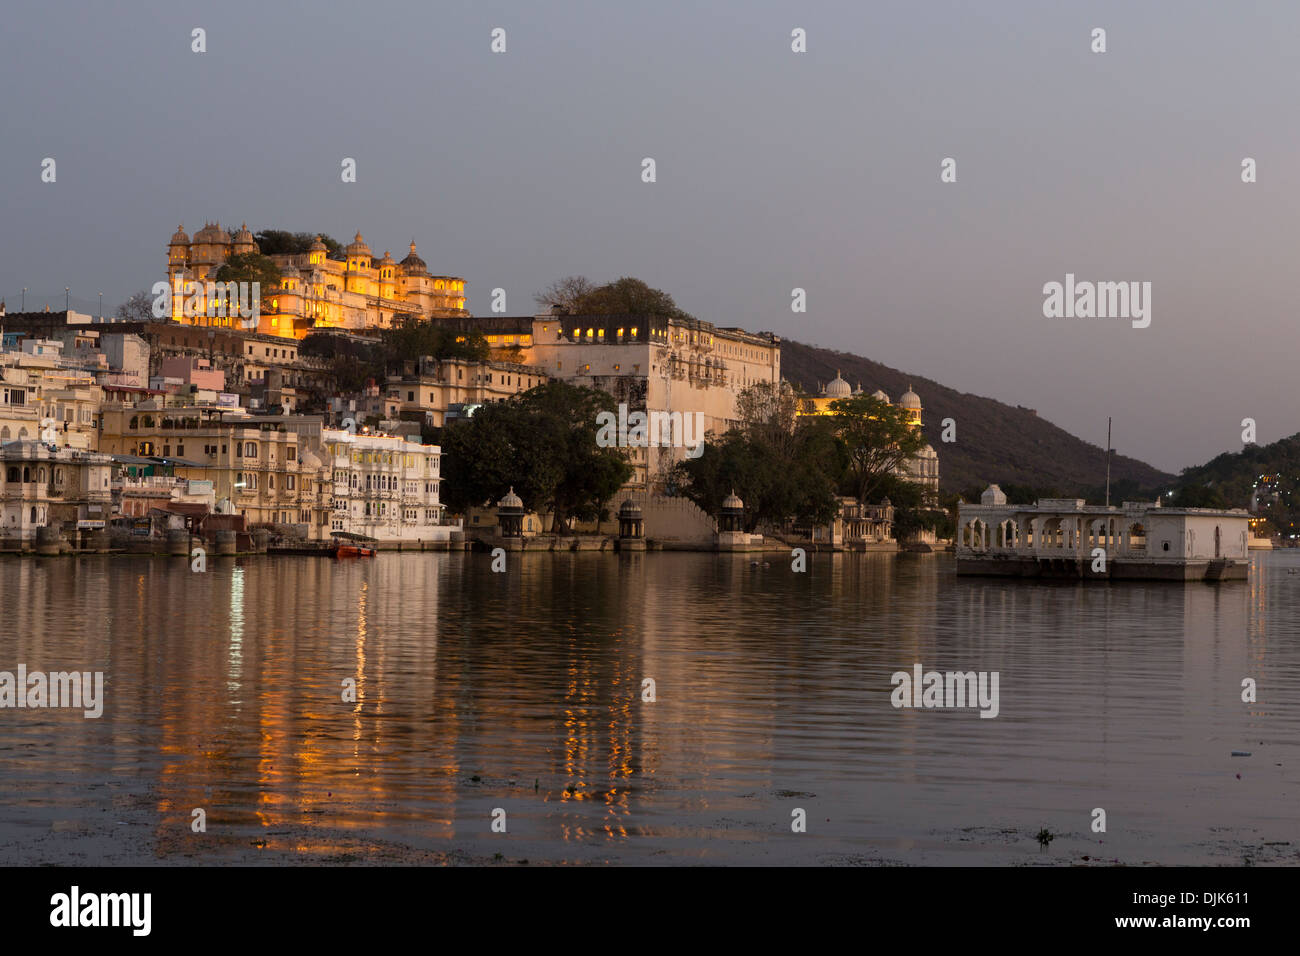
1128 522 1146 552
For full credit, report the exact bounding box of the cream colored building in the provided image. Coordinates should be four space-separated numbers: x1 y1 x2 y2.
0 442 113 541
98 405 332 531
0 340 104 451
798 372 940 502
321 428 451 542
526 312 781 487
166 223 468 338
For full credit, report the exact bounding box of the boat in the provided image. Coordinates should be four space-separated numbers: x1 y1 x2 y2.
331 531 378 558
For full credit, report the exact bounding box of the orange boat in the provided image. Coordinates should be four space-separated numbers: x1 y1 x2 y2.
333 544 376 558
331 532 378 558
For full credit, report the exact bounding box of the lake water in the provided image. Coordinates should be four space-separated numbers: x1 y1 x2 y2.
1 550 1297 865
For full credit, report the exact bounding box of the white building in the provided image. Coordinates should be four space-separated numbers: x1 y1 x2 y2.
321 428 452 544
0 441 114 541
956 485 1249 581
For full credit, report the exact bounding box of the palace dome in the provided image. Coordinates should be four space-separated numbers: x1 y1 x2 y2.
722 490 744 510
345 231 371 257
192 222 231 244
308 235 328 253
871 389 890 402
399 240 427 273
498 487 523 509
900 386 922 410
169 224 190 246
824 370 852 398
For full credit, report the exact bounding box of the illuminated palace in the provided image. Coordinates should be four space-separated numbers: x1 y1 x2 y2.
165 223 469 338
801 371 940 500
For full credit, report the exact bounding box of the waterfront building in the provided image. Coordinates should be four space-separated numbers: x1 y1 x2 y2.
319 427 451 543
524 310 781 488
98 405 331 532
956 484 1250 581
0 441 113 541
166 224 468 338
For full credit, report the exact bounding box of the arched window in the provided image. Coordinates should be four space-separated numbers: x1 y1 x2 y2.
5 467 17 483
23 467 31 483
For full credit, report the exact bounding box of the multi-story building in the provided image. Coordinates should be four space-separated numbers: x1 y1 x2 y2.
98 405 331 532
320 428 450 542
519 311 781 487
382 356 548 427
165 223 469 338
0 441 113 541
0 339 105 451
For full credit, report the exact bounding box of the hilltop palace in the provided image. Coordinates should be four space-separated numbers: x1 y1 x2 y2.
166 224 468 337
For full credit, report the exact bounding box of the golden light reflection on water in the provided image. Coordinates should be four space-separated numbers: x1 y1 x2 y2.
3 551 1300 864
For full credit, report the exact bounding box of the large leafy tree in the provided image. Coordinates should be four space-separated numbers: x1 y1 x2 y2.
213 252 282 289
382 316 488 363
254 230 345 259
441 381 632 533
672 382 844 532
534 275 695 320
830 394 926 504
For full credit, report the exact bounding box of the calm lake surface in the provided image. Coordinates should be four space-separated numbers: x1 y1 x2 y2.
2 550 1298 866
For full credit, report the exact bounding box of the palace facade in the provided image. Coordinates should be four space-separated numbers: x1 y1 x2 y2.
165 223 468 338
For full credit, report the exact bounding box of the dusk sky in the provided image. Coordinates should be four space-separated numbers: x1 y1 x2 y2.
2 0 1296 473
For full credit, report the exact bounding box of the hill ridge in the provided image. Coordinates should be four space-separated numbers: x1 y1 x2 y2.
779 340 1173 497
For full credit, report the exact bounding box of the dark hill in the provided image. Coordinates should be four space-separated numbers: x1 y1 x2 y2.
780 340 1173 498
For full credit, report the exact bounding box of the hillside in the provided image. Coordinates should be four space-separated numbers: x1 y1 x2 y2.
780 340 1173 498
1176 433 1300 535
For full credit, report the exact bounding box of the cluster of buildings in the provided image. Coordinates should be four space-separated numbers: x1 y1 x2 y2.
0 221 940 550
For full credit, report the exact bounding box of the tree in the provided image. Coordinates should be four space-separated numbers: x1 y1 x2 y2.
535 275 596 313
1171 484 1228 509
534 275 695 320
440 381 632 533
115 290 155 323
875 473 946 541
213 252 282 290
254 230 345 259
381 316 488 363
829 394 926 503
671 385 844 532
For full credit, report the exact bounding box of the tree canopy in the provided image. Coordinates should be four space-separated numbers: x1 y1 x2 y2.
253 230 345 260
535 275 696 320
440 381 633 533
213 252 282 290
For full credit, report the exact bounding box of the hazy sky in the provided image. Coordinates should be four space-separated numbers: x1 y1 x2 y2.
2 0 1296 473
